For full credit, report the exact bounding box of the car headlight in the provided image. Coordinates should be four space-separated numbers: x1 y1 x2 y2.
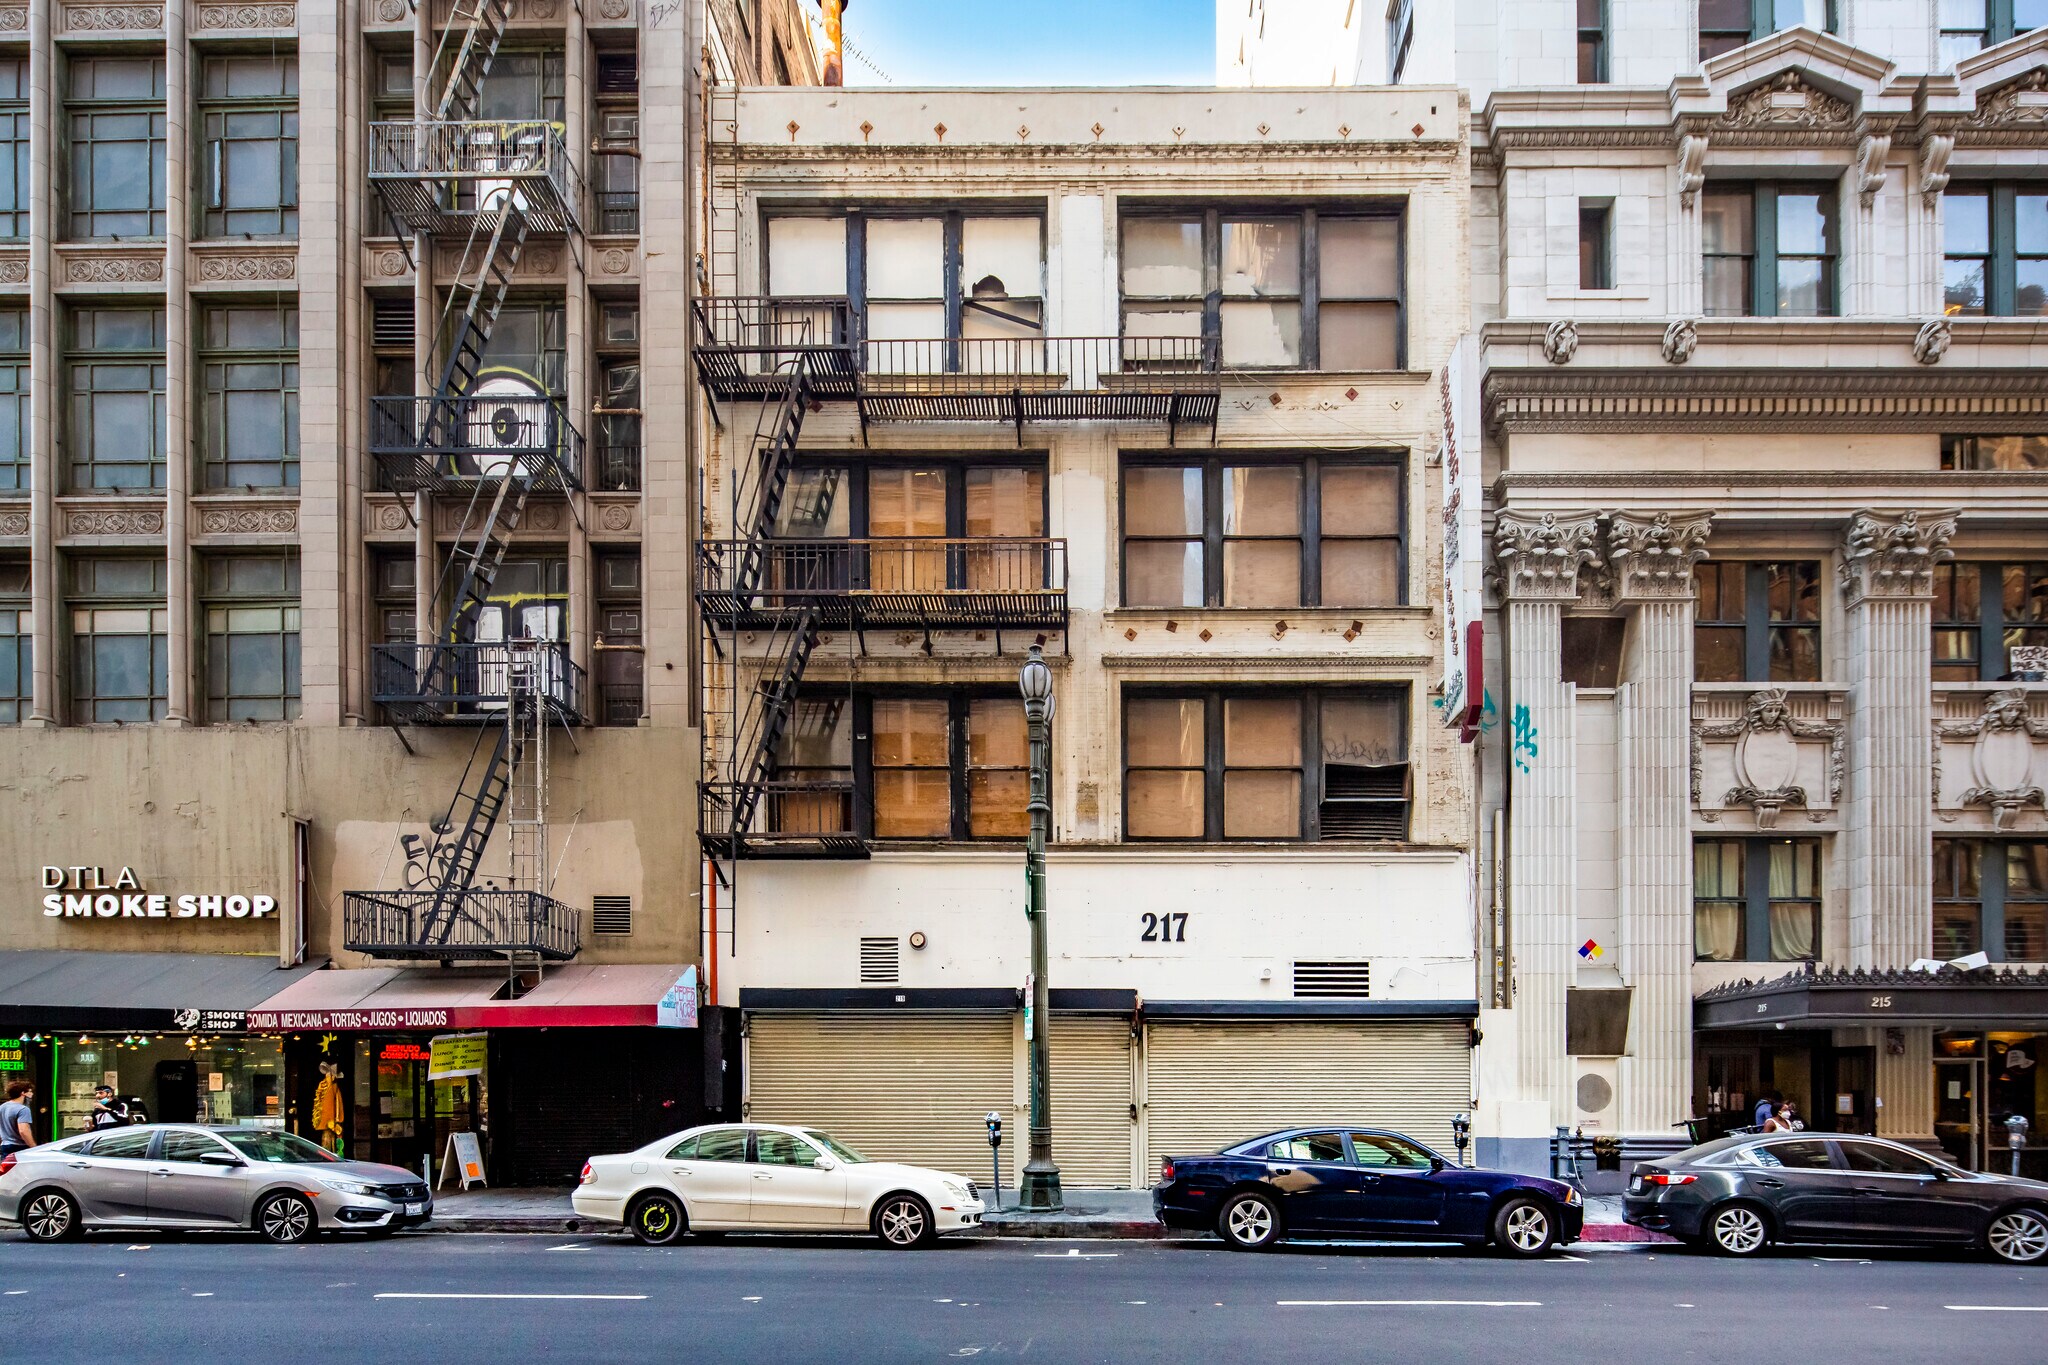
1564 1187 1582 1206
315 1177 382 1198
941 1180 969 1200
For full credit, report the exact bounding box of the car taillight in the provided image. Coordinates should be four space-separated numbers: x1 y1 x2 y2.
1159 1160 1174 1183
1642 1172 1696 1186
0 1153 14 1177
579 1161 596 1185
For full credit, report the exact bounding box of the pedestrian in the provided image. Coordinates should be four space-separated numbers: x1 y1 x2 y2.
1765 1101 1804 1133
1753 1090 1781 1129
88 1084 130 1131
0 1079 35 1156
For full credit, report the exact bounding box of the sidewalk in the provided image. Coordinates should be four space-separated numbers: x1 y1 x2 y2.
425 1186 1673 1243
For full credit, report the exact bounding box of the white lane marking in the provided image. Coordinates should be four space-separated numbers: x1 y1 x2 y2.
1550 1254 1588 1263
546 1243 592 1252
4 1291 28 1296
1812 1257 1872 1264
1279 1300 1543 1308
1034 1248 1117 1259
1125 1301 1148 1306
191 1293 214 1299
127 1245 149 1251
1946 1306 2048 1313
1675 1304 1694 1309
933 1298 953 1304
372 1301 647 1309
743 1297 763 1303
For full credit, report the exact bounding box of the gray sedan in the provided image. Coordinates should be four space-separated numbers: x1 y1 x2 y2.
0 1124 433 1244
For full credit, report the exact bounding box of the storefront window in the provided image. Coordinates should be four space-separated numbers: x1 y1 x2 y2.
353 1036 486 1177
47 1033 282 1136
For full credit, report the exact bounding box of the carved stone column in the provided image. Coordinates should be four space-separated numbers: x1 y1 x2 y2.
1840 510 1957 970
25 0 53 723
1496 511 1602 1128
1608 512 1712 1137
163 0 191 725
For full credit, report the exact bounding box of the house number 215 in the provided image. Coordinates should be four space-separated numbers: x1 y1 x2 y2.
1140 912 1188 943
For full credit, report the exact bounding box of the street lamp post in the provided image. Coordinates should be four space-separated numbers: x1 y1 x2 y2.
1018 643 1063 1212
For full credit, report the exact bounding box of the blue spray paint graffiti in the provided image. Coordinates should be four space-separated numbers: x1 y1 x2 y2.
1511 703 1539 773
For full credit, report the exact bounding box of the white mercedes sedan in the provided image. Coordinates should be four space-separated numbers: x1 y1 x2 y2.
574 1123 986 1247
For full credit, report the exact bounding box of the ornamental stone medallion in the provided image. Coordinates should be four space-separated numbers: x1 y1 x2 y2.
1934 688 2048 831
1693 688 1846 828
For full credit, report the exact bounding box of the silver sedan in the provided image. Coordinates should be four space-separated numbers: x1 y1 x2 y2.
0 1124 433 1244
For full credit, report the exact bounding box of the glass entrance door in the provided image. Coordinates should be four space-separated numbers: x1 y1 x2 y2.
1935 1057 1984 1170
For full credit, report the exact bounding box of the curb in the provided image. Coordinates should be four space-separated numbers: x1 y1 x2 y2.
424 1216 1664 1243
975 1217 1167 1239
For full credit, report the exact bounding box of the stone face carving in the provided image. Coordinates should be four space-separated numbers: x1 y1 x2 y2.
1856 133 1891 206
1838 509 1959 603
1608 511 1712 601
1918 135 1954 206
1935 688 2048 831
1692 688 1846 828
198 506 297 535
1494 511 1602 602
1720 73 1855 130
1913 317 1952 365
1661 317 1698 365
1971 68 2048 127
1677 135 1709 209
1542 319 1578 365
67 507 165 536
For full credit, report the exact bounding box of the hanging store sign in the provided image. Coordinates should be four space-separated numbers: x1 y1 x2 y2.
1437 333 1484 740
171 1010 249 1033
40 868 276 921
656 967 699 1030
428 1033 488 1079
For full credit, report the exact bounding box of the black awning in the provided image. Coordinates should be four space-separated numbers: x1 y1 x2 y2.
1695 965 2048 1030
0 949 326 1031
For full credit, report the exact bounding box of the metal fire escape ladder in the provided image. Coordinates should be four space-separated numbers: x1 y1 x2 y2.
427 199 530 449
431 0 511 124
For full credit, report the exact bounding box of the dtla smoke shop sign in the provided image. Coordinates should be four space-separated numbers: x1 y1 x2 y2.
39 866 277 921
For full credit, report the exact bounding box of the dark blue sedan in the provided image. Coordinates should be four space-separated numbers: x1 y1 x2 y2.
1152 1127 1583 1255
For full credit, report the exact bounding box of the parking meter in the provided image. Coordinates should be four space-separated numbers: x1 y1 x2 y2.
985 1112 1003 1208
2007 1114 2029 1177
1450 1112 1472 1168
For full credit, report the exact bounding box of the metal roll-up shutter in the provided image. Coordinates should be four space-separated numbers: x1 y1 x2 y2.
1144 1019 1471 1174
746 1014 1013 1176
1048 1015 1135 1188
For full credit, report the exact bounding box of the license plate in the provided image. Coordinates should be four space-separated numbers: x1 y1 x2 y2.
404 1201 425 1216
1628 1178 1643 1194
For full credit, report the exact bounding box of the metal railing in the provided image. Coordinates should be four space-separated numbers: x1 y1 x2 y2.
368 120 584 233
369 394 585 493
597 682 641 727
342 888 581 961
595 424 641 492
371 641 585 726
702 779 860 845
860 334 1214 389
696 537 1069 626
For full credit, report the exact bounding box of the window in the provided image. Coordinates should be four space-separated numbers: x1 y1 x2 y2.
1699 0 1835 61
1124 688 1410 842
1935 839 2048 962
1694 562 1821 683
1693 837 1822 962
69 557 168 724
0 59 26 239
1577 0 1608 82
1944 186 2048 318
769 459 1047 594
202 554 300 723
476 50 566 122
1943 435 2048 471
200 306 298 489
594 549 642 726
669 1128 747 1162
754 1130 820 1167
772 691 1029 842
1840 1141 1942 1176
161 1130 234 1163
467 300 565 395
1121 455 1403 609
1940 0 2048 68
1932 563 2048 681
595 303 641 492
1578 201 1613 290
1268 1132 1346 1162
593 58 639 235
1703 184 1837 318
0 310 25 492
0 561 28 724
371 550 416 647
1120 209 1404 370
66 308 167 490
66 57 167 238
1386 0 1413 81
1350 1133 1434 1168
88 1128 155 1160
1749 1138 1835 1169
199 56 297 237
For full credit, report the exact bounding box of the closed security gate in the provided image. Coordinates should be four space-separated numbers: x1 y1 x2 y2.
1048 1015 1135 1188
746 1015 1012 1177
1143 1020 1472 1175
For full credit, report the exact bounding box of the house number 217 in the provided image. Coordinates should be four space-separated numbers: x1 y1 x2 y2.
1140 912 1188 943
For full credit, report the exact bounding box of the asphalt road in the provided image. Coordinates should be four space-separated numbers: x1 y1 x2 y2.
2 1232 2043 1363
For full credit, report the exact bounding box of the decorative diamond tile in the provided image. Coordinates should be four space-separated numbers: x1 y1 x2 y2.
1412 122 1426 136
1091 121 1105 139
786 120 800 139
1344 387 1359 401
1198 629 1212 642
1124 628 1137 641
934 122 947 140
859 120 874 140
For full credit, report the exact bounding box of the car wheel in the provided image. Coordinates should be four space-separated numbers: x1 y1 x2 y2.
1491 1197 1558 1257
627 1193 686 1246
20 1189 82 1243
1705 1202 1772 1257
874 1193 935 1249
1217 1191 1283 1251
256 1192 317 1245
1985 1207 2048 1265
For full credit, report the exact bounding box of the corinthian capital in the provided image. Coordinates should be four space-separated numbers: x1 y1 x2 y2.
1608 511 1713 603
1838 509 1959 604
1494 511 1603 602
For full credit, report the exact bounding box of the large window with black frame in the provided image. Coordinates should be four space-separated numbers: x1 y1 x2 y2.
593 299 641 492
0 58 25 241
1694 561 1821 682
0 309 24 494
592 50 639 234
1935 838 2048 963
201 554 300 723
0 560 27 724
593 548 643 725
1933 561 2048 682
1119 206 1404 370
198 55 297 238
200 304 298 490
1944 184 2048 318
66 307 167 491
66 57 167 239
1121 453 1403 609
768 690 1029 842
68 557 167 724
1693 837 1823 963
1123 687 1410 842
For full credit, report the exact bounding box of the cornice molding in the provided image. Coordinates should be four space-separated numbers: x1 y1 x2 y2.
1484 366 2048 434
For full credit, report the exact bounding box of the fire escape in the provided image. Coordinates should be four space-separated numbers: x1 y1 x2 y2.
343 0 586 972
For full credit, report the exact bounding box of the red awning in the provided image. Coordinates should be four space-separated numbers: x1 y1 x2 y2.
245 963 695 1031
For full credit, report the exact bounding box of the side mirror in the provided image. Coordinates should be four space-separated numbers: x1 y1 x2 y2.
813 1155 837 1171
197 1152 244 1168
1429 1157 1447 1172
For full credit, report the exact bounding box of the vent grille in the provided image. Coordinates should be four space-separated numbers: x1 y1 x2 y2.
371 297 413 351
1319 764 1410 841
595 54 639 95
1293 960 1371 998
859 936 900 984
592 896 632 936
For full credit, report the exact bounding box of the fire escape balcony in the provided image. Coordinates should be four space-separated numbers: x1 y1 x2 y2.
369 120 584 234
694 537 1069 633
371 640 586 727
700 780 868 861
369 394 586 495
692 296 862 401
342 888 581 962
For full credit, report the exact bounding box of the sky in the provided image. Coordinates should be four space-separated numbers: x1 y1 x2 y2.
831 0 1215 87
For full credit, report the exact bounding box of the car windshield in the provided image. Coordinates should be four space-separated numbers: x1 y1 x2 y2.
218 1129 339 1164
801 1130 869 1164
